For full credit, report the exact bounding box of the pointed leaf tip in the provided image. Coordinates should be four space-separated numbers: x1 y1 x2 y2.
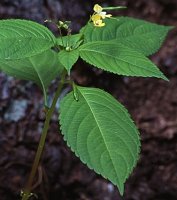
79 41 167 80
59 86 141 195
58 49 79 73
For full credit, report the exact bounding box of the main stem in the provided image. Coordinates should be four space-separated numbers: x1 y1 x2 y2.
22 71 66 200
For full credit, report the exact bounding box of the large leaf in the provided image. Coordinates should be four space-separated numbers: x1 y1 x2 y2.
79 41 167 80
0 19 56 60
0 50 64 104
82 17 172 56
59 86 141 195
58 49 79 74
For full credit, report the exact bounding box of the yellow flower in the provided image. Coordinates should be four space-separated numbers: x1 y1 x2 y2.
91 13 101 21
91 14 105 27
94 19 105 27
91 4 112 27
94 4 103 13
93 4 112 19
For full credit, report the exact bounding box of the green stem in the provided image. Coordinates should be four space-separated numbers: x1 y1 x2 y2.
22 71 66 200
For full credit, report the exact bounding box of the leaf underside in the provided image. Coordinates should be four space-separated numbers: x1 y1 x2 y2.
59 86 141 195
0 50 64 104
0 19 56 59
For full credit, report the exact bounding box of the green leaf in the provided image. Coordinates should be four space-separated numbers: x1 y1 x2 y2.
0 19 56 60
57 34 83 49
82 17 172 56
0 50 64 105
79 41 167 80
58 49 79 74
59 86 141 195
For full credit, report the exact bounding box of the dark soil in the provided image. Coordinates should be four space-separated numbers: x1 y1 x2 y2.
0 0 177 200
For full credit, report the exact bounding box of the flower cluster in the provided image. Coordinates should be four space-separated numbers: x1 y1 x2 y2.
91 4 112 27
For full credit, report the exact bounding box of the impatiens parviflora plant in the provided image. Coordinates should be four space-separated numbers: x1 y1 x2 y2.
0 4 173 200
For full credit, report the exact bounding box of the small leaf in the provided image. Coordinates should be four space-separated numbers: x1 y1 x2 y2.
0 19 56 59
58 49 79 74
79 41 167 80
0 50 64 105
82 17 173 56
57 34 83 49
59 86 141 195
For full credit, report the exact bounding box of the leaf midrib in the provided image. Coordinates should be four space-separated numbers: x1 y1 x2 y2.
79 89 121 185
80 45 162 76
29 57 46 101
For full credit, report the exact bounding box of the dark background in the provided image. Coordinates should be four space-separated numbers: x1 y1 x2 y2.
0 0 177 200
